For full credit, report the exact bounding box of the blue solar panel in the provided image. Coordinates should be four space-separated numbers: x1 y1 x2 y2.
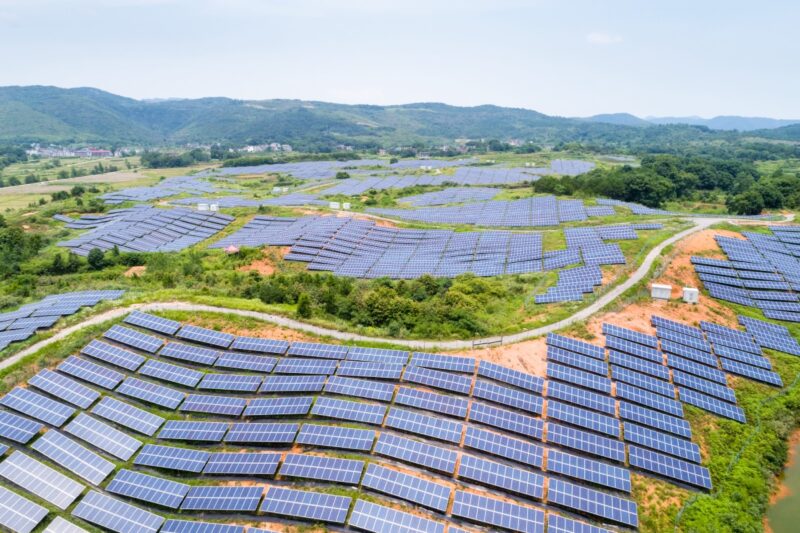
161 520 244 533
287 342 348 359
91 396 164 436
274 358 338 375
260 375 326 392
547 333 605 359
102 324 163 353
547 449 631 492
324 376 395 401
629 445 712 489
478 360 544 392
473 379 544 414
349 499 446 533
203 452 281 476
385 407 464 443
548 478 638 527
260 487 350 523
608 350 671 380
311 396 386 425
678 387 746 422
610 365 676 397
547 381 616 415
464 425 544 468
158 421 228 442
64 413 141 460
81 339 145 370
279 453 365 484
602 323 659 347
451 490 545 532
198 373 263 392
402 365 472 395
116 377 185 409
394 386 469 418
547 422 626 462
547 346 609 375
72 490 164 533
374 433 457 473
57 355 124 389
547 363 612 393
176 324 234 348
214 352 277 372
1 387 75 427
159 342 219 365
361 463 451 511
180 394 247 416
469 401 544 439
124 311 181 335
458 453 545 499
410 352 475 372
181 486 263 512
28 369 99 409
0 485 48 533
107 469 188 509
547 399 620 437
619 401 692 439
31 429 115 484
615 382 684 417
133 444 210 473
606 335 662 363
547 515 613 533
720 358 783 386
296 424 375 451
336 361 405 379
244 396 314 417
623 422 701 463
139 358 203 387
230 336 288 354
225 422 299 444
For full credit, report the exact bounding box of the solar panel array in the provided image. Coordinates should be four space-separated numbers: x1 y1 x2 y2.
692 228 800 322
212 215 641 285
6 309 789 531
399 186 501 206
0 310 669 532
99 175 228 205
368 195 618 227
0 291 124 351
57 206 233 256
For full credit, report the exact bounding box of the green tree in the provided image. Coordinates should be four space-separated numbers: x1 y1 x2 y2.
296 293 312 318
87 248 105 270
335 171 350 179
727 190 765 215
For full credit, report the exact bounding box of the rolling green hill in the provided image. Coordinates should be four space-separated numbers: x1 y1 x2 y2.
0 85 797 151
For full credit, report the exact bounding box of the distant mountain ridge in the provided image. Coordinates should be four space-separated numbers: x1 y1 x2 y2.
584 112 800 131
0 85 798 147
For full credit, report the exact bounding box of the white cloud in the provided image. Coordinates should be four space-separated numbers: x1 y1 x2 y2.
586 32 623 45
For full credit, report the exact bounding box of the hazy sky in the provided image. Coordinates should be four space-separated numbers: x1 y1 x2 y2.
1 0 798 118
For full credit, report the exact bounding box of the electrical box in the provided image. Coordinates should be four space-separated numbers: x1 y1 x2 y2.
342 202 351 210
651 283 672 300
209 204 219 212
197 203 209 211
683 287 700 304
329 201 341 210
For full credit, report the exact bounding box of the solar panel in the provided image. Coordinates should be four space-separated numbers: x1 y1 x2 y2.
160 520 244 533
464 425 544 468
458 453 545 499
198 373 263 392
628 445 712 489
605 335 662 363
451 490 545 532
615 382 684 417
619 401 692 439
225 422 299 444
324 376 395 401
0 387 75 427
610 366 676 398
386 407 464 443
336 361 405 379
547 449 631 492
469 400 544 439
274 358 338 375
623 422 701 463
547 478 638 527
346 346 409 364
287 342 348 359
678 387 746 423
374 432 457 473
672 370 736 403
547 333 605 359
107 469 189 509
42 517 89 533
608 349 671 380
410 352 475 372
260 487 351 523
31 430 115 484
720 358 783 386
666 354 727 384
349 499 446 533
547 399 620 438
91 396 164 436
279 453 365 484
547 514 613 533
403 365 473 395
133 444 210 473
139 359 203 387
214 352 277 372
546 422 626 462
102 324 163 353
547 363 612 394
72 490 164 533
124 311 181 335
159 342 220 365
602 323 659 348
296 423 375 451
661 339 717 367
181 486 263 512
311 396 386 425
180 394 247 416
0 451 84 509
116 377 185 409
361 463 450 511
0 409 42 443
230 336 288 354
203 452 281 476
547 346 609 375
158 421 228 442
176 324 234 348
394 386 469 418
477 360 544 392
546 381 616 415
81 339 146 370
64 413 141 460
57 356 124 389
0 485 48 533
260 375 327 392
28 369 99 409
244 396 314 417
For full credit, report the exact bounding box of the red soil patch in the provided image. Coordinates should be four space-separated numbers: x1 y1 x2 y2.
452 338 548 377
238 248 289 275
124 266 146 278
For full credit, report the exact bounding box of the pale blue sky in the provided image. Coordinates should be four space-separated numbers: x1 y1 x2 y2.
1 0 798 118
